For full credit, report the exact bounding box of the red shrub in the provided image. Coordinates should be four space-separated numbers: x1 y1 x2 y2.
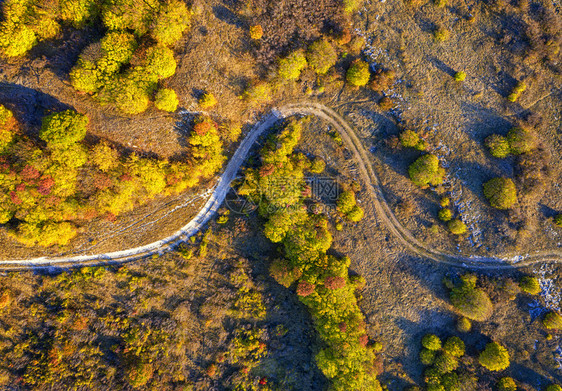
194 121 213 136
296 281 315 297
20 165 40 181
338 322 347 333
15 183 25 192
120 173 133 182
259 377 267 385
259 163 275 177
359 334 369 347
325 276 346 290
93 172 112 190
37 177 54 195
9 191 21 205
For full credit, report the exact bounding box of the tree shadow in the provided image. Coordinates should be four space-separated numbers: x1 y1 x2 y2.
0 82 73 132
429 57 456 77
212 5 246 29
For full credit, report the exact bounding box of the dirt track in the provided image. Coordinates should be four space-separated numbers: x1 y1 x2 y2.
1 102 561 270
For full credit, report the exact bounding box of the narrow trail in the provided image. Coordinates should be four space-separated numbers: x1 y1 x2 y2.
1 102 561 270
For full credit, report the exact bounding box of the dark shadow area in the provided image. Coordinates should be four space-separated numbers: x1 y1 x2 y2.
30 25 106 79
213 5 246 29
429 57 456 77
0 82 73 131
540 203 559 219
459 102 514 142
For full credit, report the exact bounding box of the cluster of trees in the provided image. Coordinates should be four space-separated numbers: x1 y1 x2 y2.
0 106 224 247
243 118 382 390
418 334 467 390
0 0 190 114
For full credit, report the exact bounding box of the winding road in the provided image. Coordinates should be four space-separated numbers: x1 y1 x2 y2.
1 102 561 270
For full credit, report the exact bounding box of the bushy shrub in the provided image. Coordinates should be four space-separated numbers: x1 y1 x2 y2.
145 45 177 79
114 83 151 115
296 280 315 297
449 274 493 322
249 25 263 40
434 26 450 42
155 88 179 112
483 177 517 209
441 372 460 391
448 219 467 235
40 110 89 147
440 197 450 208
547 385 562 391
443 336 465 357
269 258 302 288
278 50 308 80
243 82 271 105
399 130 420 148
346 59 370 87
408 154 445 187
438 208 452 222
507 127 535 155
519 276 541 295
456 317 471 332
89 141 120 172
198 92 217 109
454 71 466 81
485 134 510 158
478 342 510 371
59 0 101 27
126 361 153 387
497 377 517 391
507 81 526 102
0 22 37 58
378 96 394 110
307 39 337 75
422 334 442 351
555 214 562 228
369 69 395 92
543 311 562 330
433 352 458 374
310 157 326 174
347 205 364 222
343 0 361 13
151 0 190 45
420 348 436 365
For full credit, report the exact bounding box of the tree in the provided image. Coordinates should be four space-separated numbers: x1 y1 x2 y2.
154 88 179 112
421 334 441 351
346 59 370 87
448 219 467 235
497 377 517 391
40 110 89 148
399 130 420 148
150 0 190 46
478 342 510 371
485 134 510 158
519 276 540 295
408 154 445 187
278 50 308 80
507 127 535 155
443 336 465 357
543 311 562 330
89 141 120 172
483 177 517 209
307 39 337 75
449 274 493 322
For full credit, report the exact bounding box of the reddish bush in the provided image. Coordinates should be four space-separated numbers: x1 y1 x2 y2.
93 172 113 190
359 334 369 347
325 276 346 290
338 322 347 333
20 165 41 181
259 163 275 177
15 183 26 192
296 281 316 297
259 377 267 385
10 191 21 205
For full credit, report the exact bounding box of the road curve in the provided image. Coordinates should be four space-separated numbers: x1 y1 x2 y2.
0 102 561 270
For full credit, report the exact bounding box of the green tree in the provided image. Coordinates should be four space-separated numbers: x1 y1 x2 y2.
422 334 441 351
448 219 467 235
154 88 179 112
346 59 370 87
483 177 517 209
543 311 562 330
485 134 510 158
278 50 308 80
449 274 493 322
40 110 89 148
478 342 510 371
408 154 445 187
507 127 535 155
307 39 337 75
519 276 540 295
150 0 190 45
443 336 465 357
497 377 517 391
